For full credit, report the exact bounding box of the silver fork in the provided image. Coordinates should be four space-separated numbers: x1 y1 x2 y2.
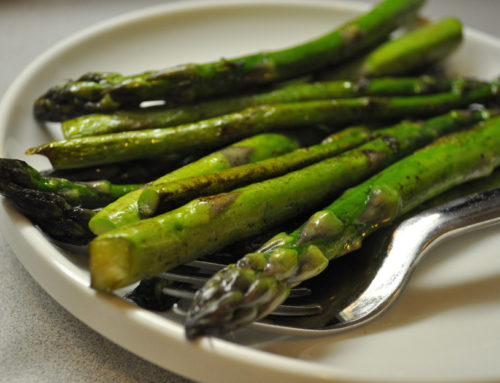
129 187 500 335
157 260 323 317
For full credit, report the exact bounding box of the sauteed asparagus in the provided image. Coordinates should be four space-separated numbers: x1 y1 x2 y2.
2 0 498 341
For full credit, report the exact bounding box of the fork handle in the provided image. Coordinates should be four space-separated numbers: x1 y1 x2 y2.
333 187 500 328
416 187 500 260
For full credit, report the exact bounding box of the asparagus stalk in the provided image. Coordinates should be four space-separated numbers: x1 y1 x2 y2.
136 126 389 217
62 17 463 138
27 79 498 169
184 117 500 338
0 158 155 244
88 108 492 292
0 159 140 209
127 209 315 311
129 167 500 314
1 133 297 242
417 168 500 209
34 0 425 122
318 17 463 80
89 133 299 234
40 156 190 185
62 76 457 138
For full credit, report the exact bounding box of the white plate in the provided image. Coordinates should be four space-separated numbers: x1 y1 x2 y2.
1 1 500 382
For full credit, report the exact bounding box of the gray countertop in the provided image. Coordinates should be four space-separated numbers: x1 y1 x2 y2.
1 1 499 382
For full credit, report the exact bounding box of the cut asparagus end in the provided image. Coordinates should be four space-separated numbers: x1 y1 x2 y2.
89 199 143 235
137 187 160 218
90 237 132 291
88 216 121 235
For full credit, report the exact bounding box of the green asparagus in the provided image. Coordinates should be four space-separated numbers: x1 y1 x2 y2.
184 117 500 338
27 80 498 170
62 16 463 139
88 108 491 291
41 156 191 185
0 181 95 245
129 167 500 317
34 0 424 121
62 76 458 138
318 17 462 80
0 159 140 209
136 126 391 217
0 134 297 242
89 133 299 234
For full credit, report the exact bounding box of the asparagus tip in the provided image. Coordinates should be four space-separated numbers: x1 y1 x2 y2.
184 323 208 340
184 310 239 340
184 319 234 340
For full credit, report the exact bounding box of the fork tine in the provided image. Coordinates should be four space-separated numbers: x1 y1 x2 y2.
155 258 317 316
160 277 312 299
172 300 323 317
162 286 195 300
160 259 314 295
271 303 323 316
187 259 226 272
161 283 317 311
158 272 207 286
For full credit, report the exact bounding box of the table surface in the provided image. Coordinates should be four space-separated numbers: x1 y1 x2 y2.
1 1 499 382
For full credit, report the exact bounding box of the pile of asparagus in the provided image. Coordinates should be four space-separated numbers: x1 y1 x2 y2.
2 0 500 338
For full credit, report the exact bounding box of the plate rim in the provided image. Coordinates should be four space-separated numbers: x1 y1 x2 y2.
1 1 500 382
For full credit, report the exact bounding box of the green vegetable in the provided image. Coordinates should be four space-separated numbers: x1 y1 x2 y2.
89 133 299 234
137 126 377 218
27 80 497 170
34 0 425 121
318 17 463 80
0 158 140 209
0 181 95 245
129 168 500 316
184 117 500 338
62 76 456 138
41 156 190 185
88 108 491 292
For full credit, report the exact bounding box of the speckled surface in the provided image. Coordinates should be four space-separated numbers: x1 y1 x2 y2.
0 241 195 383
1 1 499 382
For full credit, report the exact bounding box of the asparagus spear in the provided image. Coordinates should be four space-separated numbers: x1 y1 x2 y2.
62 76 457 138
63 17 463 139
0 133 297 242
418 168 500 209
88 108 492 292
184 117 500 338
129 167 500 315
39 151 198 185
0 158 156 244
34 0 425 122
318 17 463 80
127 209 316 311
0 181 95 245
136 126 390 217
89 133 299 234
0 158 140 209
62 15 463 139
27 80 498 169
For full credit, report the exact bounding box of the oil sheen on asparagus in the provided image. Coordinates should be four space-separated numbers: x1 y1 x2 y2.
27 79 496 169
34 0 425 121
184 117 500 338
88 133 299 234
88 109 491 292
